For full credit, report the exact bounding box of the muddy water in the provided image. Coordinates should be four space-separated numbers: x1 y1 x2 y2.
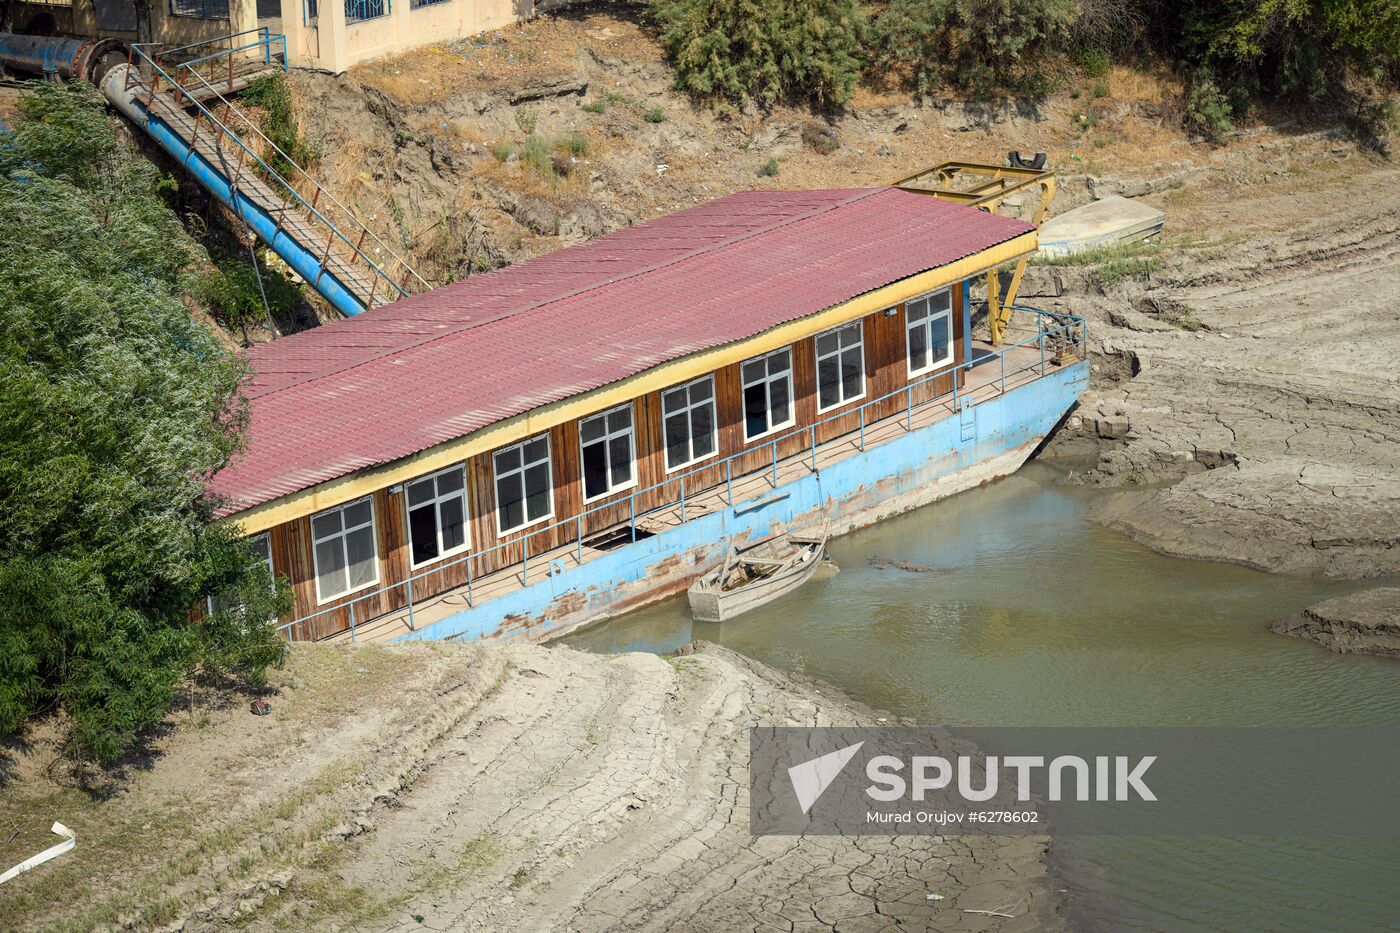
561 461 1400 932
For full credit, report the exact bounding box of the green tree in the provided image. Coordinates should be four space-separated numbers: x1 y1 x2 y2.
650 0 867 107
0 82 288 764
1173 0 1400 105
871 0 1080 96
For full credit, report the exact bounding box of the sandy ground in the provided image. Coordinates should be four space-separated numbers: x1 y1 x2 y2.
0 642 1058 932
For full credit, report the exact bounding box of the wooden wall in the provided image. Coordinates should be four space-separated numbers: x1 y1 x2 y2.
272 286 968 639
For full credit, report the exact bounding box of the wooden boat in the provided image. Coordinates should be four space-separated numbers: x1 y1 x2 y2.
687 532 835 623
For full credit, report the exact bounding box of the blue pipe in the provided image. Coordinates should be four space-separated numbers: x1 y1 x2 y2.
102 65 368 316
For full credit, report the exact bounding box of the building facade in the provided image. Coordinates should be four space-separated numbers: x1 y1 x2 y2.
210 186 1063 643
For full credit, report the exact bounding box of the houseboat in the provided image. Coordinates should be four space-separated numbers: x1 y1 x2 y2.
208 164 1089 644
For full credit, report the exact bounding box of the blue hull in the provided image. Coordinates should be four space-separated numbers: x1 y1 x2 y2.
395 360 1089 645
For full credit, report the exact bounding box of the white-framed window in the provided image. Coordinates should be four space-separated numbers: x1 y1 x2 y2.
311 496 379 604
815 320 866 412
741 347 794 441
662 376 718 471
580 403 636 501
406 464 469 567
208 532 274 616
906 288 954 377
494 434 553 535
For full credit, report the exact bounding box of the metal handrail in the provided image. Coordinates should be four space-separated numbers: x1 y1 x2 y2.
126 44 427 307
164 50 429 297
155 26 273 61
275 306 1086 641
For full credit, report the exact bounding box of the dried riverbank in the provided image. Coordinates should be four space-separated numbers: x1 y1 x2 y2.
1273 587 1400 658
0 641 1059 931
1036 143 1400 582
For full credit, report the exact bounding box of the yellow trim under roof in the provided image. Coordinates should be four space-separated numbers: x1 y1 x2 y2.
227 231 1036 534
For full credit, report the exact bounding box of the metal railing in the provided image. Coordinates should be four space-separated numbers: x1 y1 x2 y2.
346 0 389 22
127 41 430 309
277 306 1086 642
154 27 287 76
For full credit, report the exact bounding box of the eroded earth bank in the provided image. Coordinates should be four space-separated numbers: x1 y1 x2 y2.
2 642 1057 931
1044 156 1400 582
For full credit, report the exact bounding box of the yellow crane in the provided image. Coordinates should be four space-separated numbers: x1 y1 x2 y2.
894 158 1055 345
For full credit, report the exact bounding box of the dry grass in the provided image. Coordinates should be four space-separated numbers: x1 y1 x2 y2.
350 9 661 107
1105 61 1182 104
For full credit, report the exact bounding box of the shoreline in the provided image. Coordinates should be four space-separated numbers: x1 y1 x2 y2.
0 639 1065 931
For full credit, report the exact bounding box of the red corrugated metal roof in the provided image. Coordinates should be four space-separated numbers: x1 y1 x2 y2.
211 187 1033 515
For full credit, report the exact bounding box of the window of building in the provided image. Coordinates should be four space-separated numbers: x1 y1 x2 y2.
815 321 866 412
345 0 388 23
580 404 636 501
662 376 718 471
207 532 273 617
741 348 794 441
311 497 379 603
169 0 230 19
494 435 553 535
406 465 469 567
906 288 954 377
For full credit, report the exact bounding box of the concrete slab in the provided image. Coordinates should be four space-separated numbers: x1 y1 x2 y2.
1038 195 1165 257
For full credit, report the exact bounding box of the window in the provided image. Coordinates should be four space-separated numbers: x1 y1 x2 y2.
815 321 866 412
906 289 954 376
169 0 230 19
741 348 794 441
494 435 553 535
208 533 273 616
662 376 717 471
406 465 469 567
580 404 635 501
311 497 379 603
345 0 387 23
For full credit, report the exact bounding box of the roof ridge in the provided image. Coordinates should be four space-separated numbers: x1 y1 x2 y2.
248 187 887 403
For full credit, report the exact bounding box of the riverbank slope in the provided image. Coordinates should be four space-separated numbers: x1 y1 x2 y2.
0 641 1057 931
1039 151 1400 580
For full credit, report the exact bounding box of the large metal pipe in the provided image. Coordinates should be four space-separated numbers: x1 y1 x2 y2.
0 33 126 83
101 63 368 317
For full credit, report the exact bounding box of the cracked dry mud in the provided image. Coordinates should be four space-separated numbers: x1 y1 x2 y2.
1050 158 1400 579
3 642 1056 931
305 642 1057 933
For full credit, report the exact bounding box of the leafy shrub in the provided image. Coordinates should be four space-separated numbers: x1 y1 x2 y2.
1185 69 1234 140
650 0 866 106
0 82 288 764
802 120 841 154
199 255 302 341
870 0 1078 96
759 156 780 176
1173 0 1400 104
555 131 590 157
1075 44 1112 76
243 73 314 179
518 134 554 176
644 106 667 123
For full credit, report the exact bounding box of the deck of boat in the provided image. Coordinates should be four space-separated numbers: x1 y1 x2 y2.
323 340 1065 645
